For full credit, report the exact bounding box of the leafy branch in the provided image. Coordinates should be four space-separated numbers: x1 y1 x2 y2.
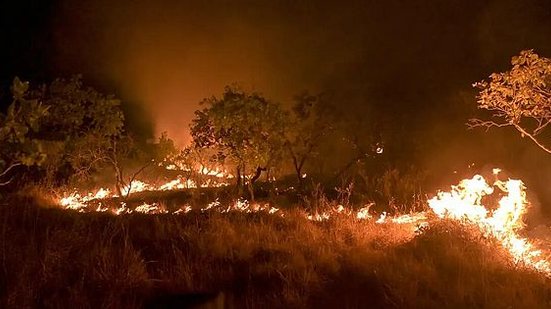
469 50 551 154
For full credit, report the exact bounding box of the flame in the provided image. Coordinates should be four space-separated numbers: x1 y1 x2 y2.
134 202 168 214
60 188 111 211
356 205 372 220
57 186 421 227
55 162 551 276
376 212 387 223
428 173 551 274
159 178 196 190
58 162 231 210
173 205 193 214
121 180 154 196
199 165 233 178
114 202 132 215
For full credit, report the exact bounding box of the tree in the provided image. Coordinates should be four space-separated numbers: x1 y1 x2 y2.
190 85 288 199
470 50 551 154
97 132 181 197
285 91 333 185
148 133 199 187
29 75 125 186
0 77 49 186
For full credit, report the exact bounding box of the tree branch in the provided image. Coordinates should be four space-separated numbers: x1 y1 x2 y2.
0 163 21 179
513 123 551 155
533 118 551 135
467 119 511 131
0 177 14 186
124 160 154 199
469 118 551 154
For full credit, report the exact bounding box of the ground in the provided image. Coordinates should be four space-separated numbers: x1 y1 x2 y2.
1 194 551 308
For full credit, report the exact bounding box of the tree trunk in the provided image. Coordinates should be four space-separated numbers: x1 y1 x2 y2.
247 166 266 201
247 183 255 201
236 165 243 196
115 177 124 197
292 156 303 185
250 166 266 184
113 164 125 197
293 155 309 189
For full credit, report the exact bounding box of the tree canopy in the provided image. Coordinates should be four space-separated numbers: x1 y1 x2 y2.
0 77 48 185
11 75 125 185
190 86 288 195
285 91 334 184
470 50 551 154
0 75 128 188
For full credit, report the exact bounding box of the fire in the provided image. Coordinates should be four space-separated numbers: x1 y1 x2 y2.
356 204 373 220
159 178 196 190
134 202 168 214
428 175 492 221
55 163 551 276
58 163 232 210
121 180 154 196
58 185 423 228
199 165 233 178
428 172 551 274
60 188 111 211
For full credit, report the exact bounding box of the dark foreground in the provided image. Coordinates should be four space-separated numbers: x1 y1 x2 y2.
1 196 550 308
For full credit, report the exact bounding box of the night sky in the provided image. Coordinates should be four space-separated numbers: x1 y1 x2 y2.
2 0 551 191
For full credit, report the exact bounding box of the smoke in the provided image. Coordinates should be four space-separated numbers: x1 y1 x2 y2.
50 1 341 144
48 0 485 143
48 0 551 168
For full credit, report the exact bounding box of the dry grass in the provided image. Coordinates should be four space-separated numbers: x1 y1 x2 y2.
1 196 551 308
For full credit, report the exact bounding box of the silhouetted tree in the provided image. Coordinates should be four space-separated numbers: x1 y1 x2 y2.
0 77 48 186
29 75 125 186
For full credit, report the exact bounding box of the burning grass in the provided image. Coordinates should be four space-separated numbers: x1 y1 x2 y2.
2 194 551 308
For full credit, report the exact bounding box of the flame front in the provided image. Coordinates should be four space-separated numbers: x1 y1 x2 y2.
56 167 551 276
428 173 551 274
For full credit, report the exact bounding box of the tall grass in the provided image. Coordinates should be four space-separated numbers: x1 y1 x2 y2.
1 196 550 308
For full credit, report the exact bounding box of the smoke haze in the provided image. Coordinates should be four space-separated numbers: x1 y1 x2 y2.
46 0 550 143
2 0 551 197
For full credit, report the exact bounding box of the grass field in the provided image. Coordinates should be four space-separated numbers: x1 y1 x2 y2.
1 195 551 308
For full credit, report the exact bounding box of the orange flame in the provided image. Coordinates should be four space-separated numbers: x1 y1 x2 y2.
56 164 551 276
428 173 551 274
